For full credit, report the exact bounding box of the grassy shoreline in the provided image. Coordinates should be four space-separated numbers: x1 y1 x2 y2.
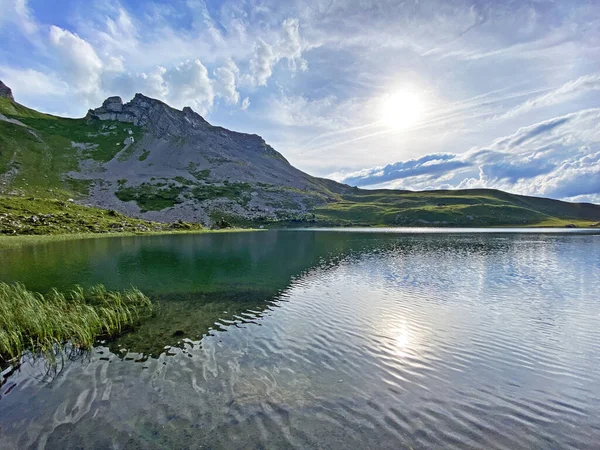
1 222 596 249
0 228 261 249
0 283 154 369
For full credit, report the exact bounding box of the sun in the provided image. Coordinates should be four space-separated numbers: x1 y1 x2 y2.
380 89 425 130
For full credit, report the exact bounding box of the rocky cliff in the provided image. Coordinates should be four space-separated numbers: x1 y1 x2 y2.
0 81 13 100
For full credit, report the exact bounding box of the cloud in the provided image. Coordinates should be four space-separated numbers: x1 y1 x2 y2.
498 73 600 120
103 59 216 115
0 67 67 96
280 18 307 72
493 116 572 149
340 153 469 186
48 26 103 96
1 2 311 116
102 66 167 102
241 97 250 110
264 93 360 130
338 109 600 203
248 39 276 87
247 18 308 87
214 59 240 105
0 0 38 35
163 59 214 114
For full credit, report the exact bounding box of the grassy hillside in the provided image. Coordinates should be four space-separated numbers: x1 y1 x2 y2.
311 187 600 227
0 196 203 235
0 97 140 200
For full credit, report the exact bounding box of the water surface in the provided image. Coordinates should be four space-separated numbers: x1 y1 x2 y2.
1 229 599 449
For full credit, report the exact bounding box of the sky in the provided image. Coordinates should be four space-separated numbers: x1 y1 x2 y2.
1 0 599 203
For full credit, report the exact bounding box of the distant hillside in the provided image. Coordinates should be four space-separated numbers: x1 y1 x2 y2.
314 188 600 227
1 81 599 229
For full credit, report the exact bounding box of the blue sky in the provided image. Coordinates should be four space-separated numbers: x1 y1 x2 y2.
1 0 599 202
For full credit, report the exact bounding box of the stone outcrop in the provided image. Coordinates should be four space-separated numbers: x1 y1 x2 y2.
0 80 14 100
85 94 212 139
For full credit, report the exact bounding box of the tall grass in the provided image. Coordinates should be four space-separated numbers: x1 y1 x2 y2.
0 282 154 367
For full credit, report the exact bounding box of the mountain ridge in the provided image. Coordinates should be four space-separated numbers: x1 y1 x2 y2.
1 81 600 229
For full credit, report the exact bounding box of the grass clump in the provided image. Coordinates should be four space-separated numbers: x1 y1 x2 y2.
138 149 151 161
187 162 211 180
0 282 154 367
190 182 253 205
115 182 184 212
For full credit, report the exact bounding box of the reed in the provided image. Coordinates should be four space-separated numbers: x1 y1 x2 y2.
0 282 154 366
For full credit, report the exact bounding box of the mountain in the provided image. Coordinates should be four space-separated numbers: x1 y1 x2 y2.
1 81 600 229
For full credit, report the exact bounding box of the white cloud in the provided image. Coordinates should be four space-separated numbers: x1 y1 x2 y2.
0 0 38 35
214 59 240 105
247 18 308 87
264 92 364 131
498 73 600 120
280 18 307 72
241 97 250 110
163 59 214 114
248 39 275 87
0 66 67 96
48 26 103 96
1 2 312 117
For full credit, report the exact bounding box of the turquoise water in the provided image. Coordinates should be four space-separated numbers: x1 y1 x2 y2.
1 229 599 449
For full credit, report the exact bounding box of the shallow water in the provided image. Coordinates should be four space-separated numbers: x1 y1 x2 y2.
1 229 600 449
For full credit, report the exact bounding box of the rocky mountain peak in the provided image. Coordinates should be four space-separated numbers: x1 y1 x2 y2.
0 80 14 100
86 93 210 137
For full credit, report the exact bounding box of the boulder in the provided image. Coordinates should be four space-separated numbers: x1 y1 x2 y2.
103 96 124 112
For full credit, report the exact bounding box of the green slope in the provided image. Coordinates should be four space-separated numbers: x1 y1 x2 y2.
312 187 600 227
0 97 140 200
0 196 203 235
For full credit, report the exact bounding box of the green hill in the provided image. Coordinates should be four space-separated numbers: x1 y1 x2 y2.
312 187 600 227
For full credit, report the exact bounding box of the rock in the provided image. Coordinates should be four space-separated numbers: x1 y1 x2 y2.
85 93 211 134
124 136 135 145
565 223 577 228
0 80 14 100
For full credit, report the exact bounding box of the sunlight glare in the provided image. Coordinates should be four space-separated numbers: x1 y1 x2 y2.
380 89 425 130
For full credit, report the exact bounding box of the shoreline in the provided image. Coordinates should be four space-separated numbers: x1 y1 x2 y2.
0 228 262 248
2 224 598 249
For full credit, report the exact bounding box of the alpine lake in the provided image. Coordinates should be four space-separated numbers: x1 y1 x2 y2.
1 228 599 449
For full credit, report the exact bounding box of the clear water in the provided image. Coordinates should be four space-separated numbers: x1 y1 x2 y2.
1 229 599 449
